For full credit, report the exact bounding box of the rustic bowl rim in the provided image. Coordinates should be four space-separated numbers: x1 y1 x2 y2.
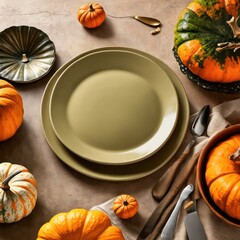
172 47 240 93
197 124 240 227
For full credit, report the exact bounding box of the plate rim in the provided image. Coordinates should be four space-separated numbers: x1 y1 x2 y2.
40 47 190 181
49 49 179 165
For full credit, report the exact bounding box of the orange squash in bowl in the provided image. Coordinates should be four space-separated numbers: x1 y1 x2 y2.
197 124 240 227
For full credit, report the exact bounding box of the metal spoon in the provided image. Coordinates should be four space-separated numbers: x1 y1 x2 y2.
152 105 210 201
161 184 194 240
107 15 161 27
133 16 161 27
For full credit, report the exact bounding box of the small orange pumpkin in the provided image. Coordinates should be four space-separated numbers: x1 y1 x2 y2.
37 208 125 240
112 194 139 219
205 134 240 220
77 3 106 28
0 79 24 142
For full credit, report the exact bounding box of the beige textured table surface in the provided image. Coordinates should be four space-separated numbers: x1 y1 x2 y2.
0 0 240 239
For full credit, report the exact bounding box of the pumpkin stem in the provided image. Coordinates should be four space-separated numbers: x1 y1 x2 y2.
229 147 240 162
216 42 240 52
216 16 240 52
0 170 22 191
89 3 95 12
227 16 240 39
21 53 29 63
123 200 129 206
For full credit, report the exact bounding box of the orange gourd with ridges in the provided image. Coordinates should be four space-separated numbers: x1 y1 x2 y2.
77 3 106 28
37 208 125 240
112 194 139 219
0 80 24 141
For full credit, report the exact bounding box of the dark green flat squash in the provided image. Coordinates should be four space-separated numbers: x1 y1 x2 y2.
174 0 240 91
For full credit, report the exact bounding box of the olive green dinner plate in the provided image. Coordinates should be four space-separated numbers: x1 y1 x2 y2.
49 50 179 165
40 47 189 181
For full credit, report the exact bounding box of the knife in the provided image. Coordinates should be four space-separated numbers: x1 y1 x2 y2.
184 203 207 240
138 106 210 240
137 153 203 240
184 179 207 240
160 184 194 240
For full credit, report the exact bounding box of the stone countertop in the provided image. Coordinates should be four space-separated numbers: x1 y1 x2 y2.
0 0 240 239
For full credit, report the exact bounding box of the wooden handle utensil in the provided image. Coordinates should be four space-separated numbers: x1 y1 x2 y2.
152 105 210 201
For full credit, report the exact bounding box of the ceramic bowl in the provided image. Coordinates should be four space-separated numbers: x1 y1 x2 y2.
0 25 56 83
197 124 240 227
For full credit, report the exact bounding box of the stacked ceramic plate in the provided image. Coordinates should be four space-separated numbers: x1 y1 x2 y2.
41 47 190 181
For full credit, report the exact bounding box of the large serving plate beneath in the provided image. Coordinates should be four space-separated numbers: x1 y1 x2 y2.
49 50 179 165
41 47 189 181
0 25 56 83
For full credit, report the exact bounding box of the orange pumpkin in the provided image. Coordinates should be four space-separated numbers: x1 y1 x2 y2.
77 3 106 28
0 162 37 223
112 194 138 219
0 80 24 142
37 208 125 240
174 0 240 83
205 134 240 219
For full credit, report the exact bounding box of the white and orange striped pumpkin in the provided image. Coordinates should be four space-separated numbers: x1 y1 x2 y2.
0 162 37 223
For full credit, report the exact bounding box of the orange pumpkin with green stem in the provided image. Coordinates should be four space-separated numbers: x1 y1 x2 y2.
77 3 106 28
